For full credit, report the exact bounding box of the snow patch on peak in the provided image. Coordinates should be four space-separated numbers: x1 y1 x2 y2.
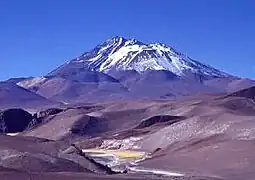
108 36 125 42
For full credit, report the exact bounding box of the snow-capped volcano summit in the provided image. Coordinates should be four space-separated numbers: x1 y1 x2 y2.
16 36 254 104
49 36 230 79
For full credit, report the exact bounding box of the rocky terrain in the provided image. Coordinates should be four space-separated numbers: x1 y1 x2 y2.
0 86 253 179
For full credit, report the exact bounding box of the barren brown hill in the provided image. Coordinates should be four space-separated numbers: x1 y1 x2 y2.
228 85 255 99
0 82 59 109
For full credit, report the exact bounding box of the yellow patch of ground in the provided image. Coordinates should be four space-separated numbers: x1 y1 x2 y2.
82 148 150 160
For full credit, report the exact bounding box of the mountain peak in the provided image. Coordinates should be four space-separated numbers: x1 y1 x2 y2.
106 36 144 46
107 36 126 43
49 36 231 79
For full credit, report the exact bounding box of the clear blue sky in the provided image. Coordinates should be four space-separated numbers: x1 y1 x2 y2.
1 0 255 80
